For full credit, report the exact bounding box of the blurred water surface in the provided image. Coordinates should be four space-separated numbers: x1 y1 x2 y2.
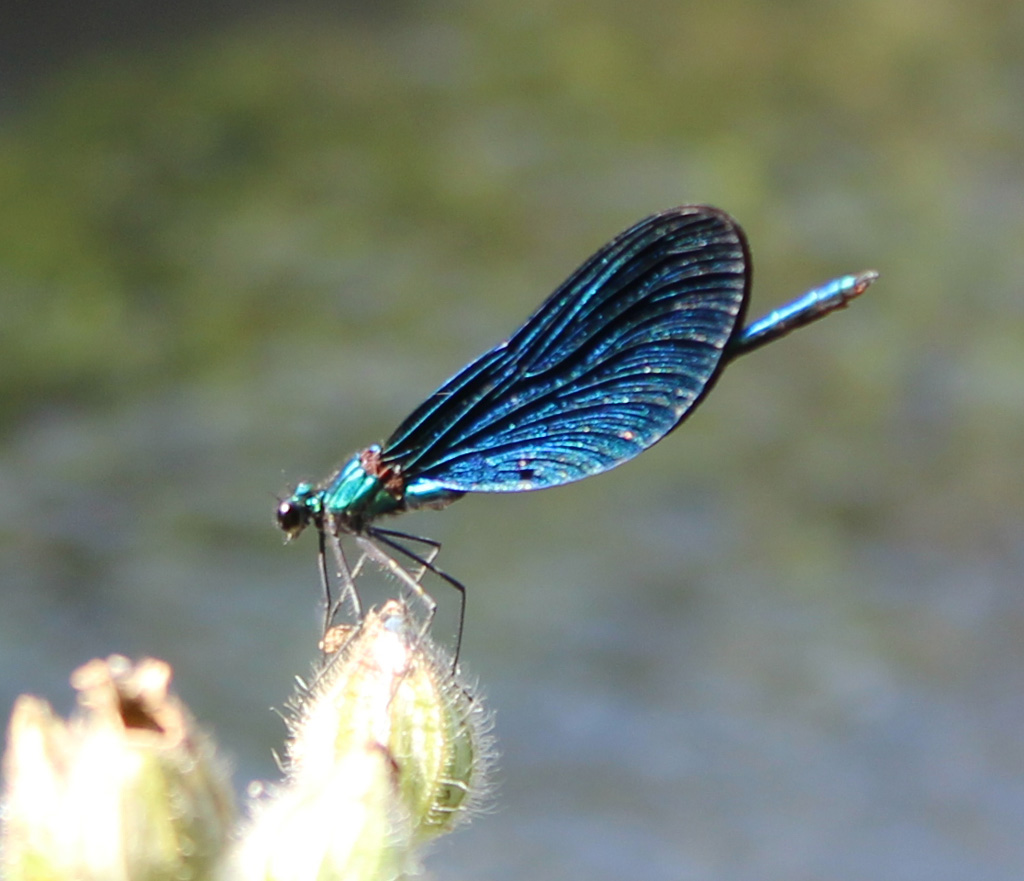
2 2 1023 879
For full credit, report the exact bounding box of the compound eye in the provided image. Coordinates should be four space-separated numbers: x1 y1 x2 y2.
276 500 309 537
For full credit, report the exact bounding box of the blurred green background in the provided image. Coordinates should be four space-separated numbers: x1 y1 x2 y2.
2 1 1023 878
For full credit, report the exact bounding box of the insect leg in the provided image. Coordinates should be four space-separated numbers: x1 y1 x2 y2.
321 515 365 631
362 528 467 668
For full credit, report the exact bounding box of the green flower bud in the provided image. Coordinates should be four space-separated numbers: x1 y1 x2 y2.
234 599 495 881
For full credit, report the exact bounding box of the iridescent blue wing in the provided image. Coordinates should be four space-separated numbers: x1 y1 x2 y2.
380 205 750 492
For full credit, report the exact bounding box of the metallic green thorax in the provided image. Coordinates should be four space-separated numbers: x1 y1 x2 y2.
281 445 464 539
322 448 403 530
